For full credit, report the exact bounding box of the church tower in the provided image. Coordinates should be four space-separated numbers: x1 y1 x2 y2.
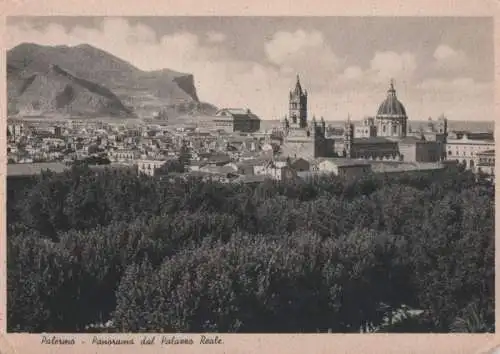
437 114 448 135
289 74 308 129
344 115 354 158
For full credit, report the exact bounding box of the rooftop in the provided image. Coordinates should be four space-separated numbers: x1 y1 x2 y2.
231 174 270 184
236 158 272 167
216 108 261 120
376 81 407 118
353 137 395 144
448 131 494 142
297 171 331 179
398 136 426 144
368 161 444 173
318 158 372 167
7 162 69 177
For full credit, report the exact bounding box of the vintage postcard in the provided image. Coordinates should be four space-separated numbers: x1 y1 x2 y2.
1 0 499 353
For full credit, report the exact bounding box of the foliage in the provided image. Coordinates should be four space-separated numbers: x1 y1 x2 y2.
6 165 494 332
155 158 185 176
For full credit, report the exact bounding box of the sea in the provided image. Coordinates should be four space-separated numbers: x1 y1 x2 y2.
9 116 495 133
259 120 495 133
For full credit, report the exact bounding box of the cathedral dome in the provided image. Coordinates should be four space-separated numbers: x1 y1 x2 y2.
376 81 407 117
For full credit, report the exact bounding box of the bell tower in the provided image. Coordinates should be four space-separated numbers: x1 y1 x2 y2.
289 74 308 129
344 115 354 158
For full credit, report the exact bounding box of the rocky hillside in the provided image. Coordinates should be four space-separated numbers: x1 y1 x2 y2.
7 43 217 118
8 63 133 117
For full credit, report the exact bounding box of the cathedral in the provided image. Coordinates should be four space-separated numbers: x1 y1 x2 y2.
279 76 448 163
343 80 447 162
279 75 336 160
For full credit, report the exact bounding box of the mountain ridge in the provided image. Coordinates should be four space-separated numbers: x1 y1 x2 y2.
7 42 217 119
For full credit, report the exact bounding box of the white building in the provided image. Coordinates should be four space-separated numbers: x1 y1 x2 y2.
446 132 494 170
317 158 372 179
109 149 141 163
136 159 170 176
475 149 495 175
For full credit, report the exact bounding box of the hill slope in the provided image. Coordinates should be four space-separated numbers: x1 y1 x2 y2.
7 43 217 118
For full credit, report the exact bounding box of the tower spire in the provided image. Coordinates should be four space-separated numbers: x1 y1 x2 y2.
293 74 303 95
388 79 396 96
289 73 308 128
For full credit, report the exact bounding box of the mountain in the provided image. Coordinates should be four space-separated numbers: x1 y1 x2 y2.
7 43 217 118
8 63 133 118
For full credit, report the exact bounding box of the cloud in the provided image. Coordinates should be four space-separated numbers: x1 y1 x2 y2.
340 66 363 81
433 44 468 72
264 30 340 90
335 51 417 96
411 77 492 120
206 31 226 43
418 77 489 93
368 51 417 82
6 18 493 122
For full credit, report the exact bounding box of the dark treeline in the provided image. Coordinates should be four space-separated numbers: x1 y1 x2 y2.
7 165 494 333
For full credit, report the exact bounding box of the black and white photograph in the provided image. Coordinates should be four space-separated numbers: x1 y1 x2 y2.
5 16 495 334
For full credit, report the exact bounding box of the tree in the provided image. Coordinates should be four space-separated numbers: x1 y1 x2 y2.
155 159 184 176
7 165 494 333
450 303 494 333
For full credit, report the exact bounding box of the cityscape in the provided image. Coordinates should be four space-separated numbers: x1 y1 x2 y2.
6 16 495 334
7 75 496 182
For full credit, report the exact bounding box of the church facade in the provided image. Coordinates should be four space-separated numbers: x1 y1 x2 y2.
278 76 447 164
279 75 336 160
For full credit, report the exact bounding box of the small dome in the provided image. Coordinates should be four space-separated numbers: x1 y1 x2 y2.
376 81 407 117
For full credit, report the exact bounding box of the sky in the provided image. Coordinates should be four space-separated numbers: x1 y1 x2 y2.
6 16 494 121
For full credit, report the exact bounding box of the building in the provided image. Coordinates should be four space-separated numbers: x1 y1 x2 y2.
277 77 447 164
186 114 234 133
475 149 495 175
7 122 24 140
109 149 141 163
251 160 298 182
355 118 378 138
367 160 446 174
446 131 495 170
215 108 261 133
182 108 261 133
375 80 408 138
398 137 442 163
317 158 372 179
137 159 173 176
279 75 336 160
342 81 448 163
289 74 308 128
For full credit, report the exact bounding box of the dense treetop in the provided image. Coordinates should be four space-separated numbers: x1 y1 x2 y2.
7 164 494 333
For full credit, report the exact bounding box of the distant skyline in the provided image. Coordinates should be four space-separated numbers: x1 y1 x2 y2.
7 16 494 121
